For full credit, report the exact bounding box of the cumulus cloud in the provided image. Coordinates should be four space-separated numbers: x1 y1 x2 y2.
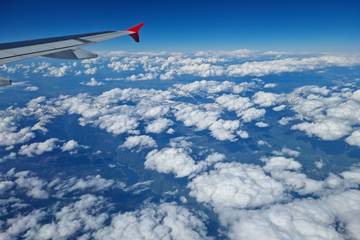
174 102 244 141
102 52 360 81
262 156 324 195
96 114 139 135
226 55 360 77
174 80 247 95
61 140 83 154
34 195 108 240
263 156 302 172
145 118 173 133
52 175 123 198
93 203 210 240
0 209 46 240
345 130 360 147
275 85 360 146
208 119 240 141
121 135 157 150
45 65 70 77
107 60 136 72
188 162 284 209
1 166 127 206
0 117 35 147
340 167 360 186
220 190 360 240
145 146 225 178
1 168 49 199
255 121 269 128
174 103 220 131
264 83 277 88
145 147 200 178
24 86 39 92
18 138 58 157
252 91 282 107
215 93 267 124
84 67 97 75
81 77 104 86
0 79 280 148
292 119 352 141
0 195 209 240
272 147 300 157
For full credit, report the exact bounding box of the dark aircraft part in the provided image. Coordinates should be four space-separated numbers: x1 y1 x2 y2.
0 77 12 87
128 22 144 43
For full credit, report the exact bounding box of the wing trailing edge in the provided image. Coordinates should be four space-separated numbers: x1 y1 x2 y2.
44 49 98 60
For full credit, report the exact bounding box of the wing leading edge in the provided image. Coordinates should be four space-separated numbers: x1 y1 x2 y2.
0 22 144 65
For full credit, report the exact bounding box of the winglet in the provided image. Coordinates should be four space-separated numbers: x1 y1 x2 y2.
128 22 144 43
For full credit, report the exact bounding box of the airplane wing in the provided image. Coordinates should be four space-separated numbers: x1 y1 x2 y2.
0 22 144 66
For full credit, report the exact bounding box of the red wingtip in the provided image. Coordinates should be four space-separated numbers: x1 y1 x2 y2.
128 22 144 43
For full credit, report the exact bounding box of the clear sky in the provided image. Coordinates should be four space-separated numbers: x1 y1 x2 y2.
1 0 359 53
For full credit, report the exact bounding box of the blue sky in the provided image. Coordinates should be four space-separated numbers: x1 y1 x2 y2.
0 0 359 52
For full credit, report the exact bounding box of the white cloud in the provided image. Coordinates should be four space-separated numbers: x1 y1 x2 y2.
107 61 136 72
103 53 360 81
263 156 324 195
203 152 226 164
52 175 123 197
237 130 249 139
0 209 46 240
345 130 360 147
174 102 245 141
18 138 58 157
341 167 360 186
174 103 220 131
292 119 352 141
137 105 170 119
0 173 205 240
96 114 139 135
216 94 253 115
2 169 49 199
174 80 246 95
282 86 360 145
240 107 266 122
82 77 104 86
263 156 302 172
45 65 70 77
145 118 173 133
209 119 240 141
226 56 360 77
0 117 35 147
145 146 225 178
273 104 286 111
272 147 300 157
145 147 200 178
1 168 123 201
188 162 284 209
253 91 282 107
220 190 360 240
255 121 269 128
24 86 39 92
35 195 108 240
84 67 97 75
93 203 210 240
264 83 277 88
61 140 81 153
121 135 157 150
126 72 157 81
315 159 325 169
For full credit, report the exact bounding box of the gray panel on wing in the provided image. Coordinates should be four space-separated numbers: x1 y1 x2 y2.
44 48 98 60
